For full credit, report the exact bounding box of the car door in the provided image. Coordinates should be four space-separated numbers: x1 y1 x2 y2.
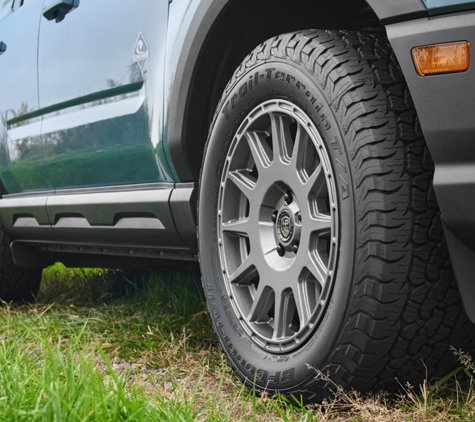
0 0 52 194
38 0 171 190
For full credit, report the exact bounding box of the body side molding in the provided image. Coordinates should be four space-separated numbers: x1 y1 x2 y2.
0 184 196 247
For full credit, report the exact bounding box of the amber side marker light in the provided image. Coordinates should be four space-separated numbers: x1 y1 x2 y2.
412 41 470 76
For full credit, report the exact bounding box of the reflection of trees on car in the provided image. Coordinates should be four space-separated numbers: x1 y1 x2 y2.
0 102 47 192
3 66 159 189
42 105 158 187
4 102 43 162
41 81 157 187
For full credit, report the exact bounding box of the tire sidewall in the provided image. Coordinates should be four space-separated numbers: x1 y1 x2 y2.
199 59 356 394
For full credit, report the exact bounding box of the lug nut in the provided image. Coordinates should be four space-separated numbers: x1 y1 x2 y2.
271 210 278 224
296 212 302 223
277 244 285 256
293 243 299 254
284 192 293 205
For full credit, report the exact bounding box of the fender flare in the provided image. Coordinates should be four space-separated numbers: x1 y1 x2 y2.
165 0 231 182
164 0 428 181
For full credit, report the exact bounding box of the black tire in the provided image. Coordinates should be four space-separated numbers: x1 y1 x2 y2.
198 30 469 402
0 223 42 302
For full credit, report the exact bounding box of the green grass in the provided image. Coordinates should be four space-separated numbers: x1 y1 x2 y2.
0 263 473 421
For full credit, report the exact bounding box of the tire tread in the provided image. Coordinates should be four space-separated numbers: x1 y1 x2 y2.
199 29 469 400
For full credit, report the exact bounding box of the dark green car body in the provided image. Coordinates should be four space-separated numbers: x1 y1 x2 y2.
1 0 171 193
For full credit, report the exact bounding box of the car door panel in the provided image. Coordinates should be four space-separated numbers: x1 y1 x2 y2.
38 0 172 190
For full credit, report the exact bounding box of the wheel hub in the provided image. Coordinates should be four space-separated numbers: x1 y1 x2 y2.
277 210 293 242
275 196 301 252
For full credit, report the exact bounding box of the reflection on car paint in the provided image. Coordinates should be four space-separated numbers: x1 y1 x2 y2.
37 0 173 189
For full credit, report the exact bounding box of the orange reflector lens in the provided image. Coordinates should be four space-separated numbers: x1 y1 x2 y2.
412 41 470 76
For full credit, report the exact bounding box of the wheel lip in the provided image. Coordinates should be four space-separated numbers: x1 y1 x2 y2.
216 99 340 354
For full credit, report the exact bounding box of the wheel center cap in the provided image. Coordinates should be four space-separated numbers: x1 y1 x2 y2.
277 210 294 243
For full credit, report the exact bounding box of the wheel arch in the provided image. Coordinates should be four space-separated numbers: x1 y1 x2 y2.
164 0 429 182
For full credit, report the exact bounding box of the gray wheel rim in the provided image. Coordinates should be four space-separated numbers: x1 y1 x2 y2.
217 100 339 353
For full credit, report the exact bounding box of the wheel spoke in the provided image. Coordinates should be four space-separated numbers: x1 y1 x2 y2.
309 213 332 235
294 283 311 327
248 285 274 323
228 255 257 285
270 113 293 165
246 131 272 171
307 257 328 290
304 162 325 192
272 289 295 341
222 217 251 237
228 169 256 198
290 124 310 169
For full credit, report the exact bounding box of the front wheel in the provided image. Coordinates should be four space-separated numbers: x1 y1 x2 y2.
198 30 469 402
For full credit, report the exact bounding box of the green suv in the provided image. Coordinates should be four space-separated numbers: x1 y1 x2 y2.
0 0 474 402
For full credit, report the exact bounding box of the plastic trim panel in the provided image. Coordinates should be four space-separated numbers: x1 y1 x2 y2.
365 0 427 23
387 11 475 322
